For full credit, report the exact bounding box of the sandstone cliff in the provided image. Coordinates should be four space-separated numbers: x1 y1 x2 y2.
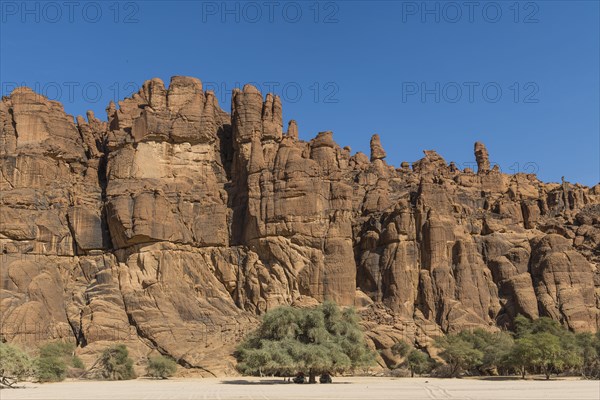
1 77 599 374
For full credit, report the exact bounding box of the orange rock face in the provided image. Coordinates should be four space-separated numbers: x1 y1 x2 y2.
1 77 599 373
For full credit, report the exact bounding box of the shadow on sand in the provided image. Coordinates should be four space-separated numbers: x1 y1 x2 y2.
474 376 568 382
0 386 32 389
222 379 351 385
476 376 525 382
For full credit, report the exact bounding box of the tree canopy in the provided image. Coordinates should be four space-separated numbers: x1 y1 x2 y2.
236 302 375 383
435 329 515 377
576 331 600 379
506 316 588 379
404 349 433 377
435 317 600 379
435 332 484 377
392 340 434 377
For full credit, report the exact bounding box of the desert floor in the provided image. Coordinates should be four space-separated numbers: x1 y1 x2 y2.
1 376 599 400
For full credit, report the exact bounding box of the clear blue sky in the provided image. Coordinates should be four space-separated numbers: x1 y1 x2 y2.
1 0 598 185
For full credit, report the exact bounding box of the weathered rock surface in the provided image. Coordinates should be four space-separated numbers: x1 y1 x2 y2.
474 141 490 173
1 77 599 374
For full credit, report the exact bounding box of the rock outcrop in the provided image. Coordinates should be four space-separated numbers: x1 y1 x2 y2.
474 141 490 173
1 76 599 374
370 134 386 161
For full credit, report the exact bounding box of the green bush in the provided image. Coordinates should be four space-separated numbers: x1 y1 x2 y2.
99 344 136 380
72 356 85 370
505 316 587 379
391 341 411 358
236 302 375 383
146 355 177 379
435 329 514 377
390 340 434 377
35 356 67 382
435 334 483 377
0 342 32 387
35 341 84 382
433 316 599 379
576 332 600 379
404 349 434 377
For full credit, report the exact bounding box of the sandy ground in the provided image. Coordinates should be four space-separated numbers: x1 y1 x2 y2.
1 376 599 400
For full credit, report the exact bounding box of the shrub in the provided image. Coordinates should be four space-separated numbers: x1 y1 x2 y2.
391 341 411 358
35 356 67 382
35 341 83 382
146 355 177 379
390 340 434 378
389 367 411 377
98 344 136 380
72 356 85 370
431 364 455 378
0 342 32 387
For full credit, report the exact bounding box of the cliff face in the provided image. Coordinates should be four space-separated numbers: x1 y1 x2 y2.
1 77 599 374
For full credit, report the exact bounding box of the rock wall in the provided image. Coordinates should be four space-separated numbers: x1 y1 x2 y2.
1 77 599 373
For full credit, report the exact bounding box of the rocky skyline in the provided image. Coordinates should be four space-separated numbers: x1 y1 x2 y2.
1 76 598 374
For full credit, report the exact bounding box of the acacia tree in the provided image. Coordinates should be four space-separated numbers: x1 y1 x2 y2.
535 332 563 379
433 317 595 380
391 341 433 377
576 332 600 379
404 350 432 377
505 335 541 379
467 329 514 375
435 334 483 377
508 316 584 379
236 302 375 383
